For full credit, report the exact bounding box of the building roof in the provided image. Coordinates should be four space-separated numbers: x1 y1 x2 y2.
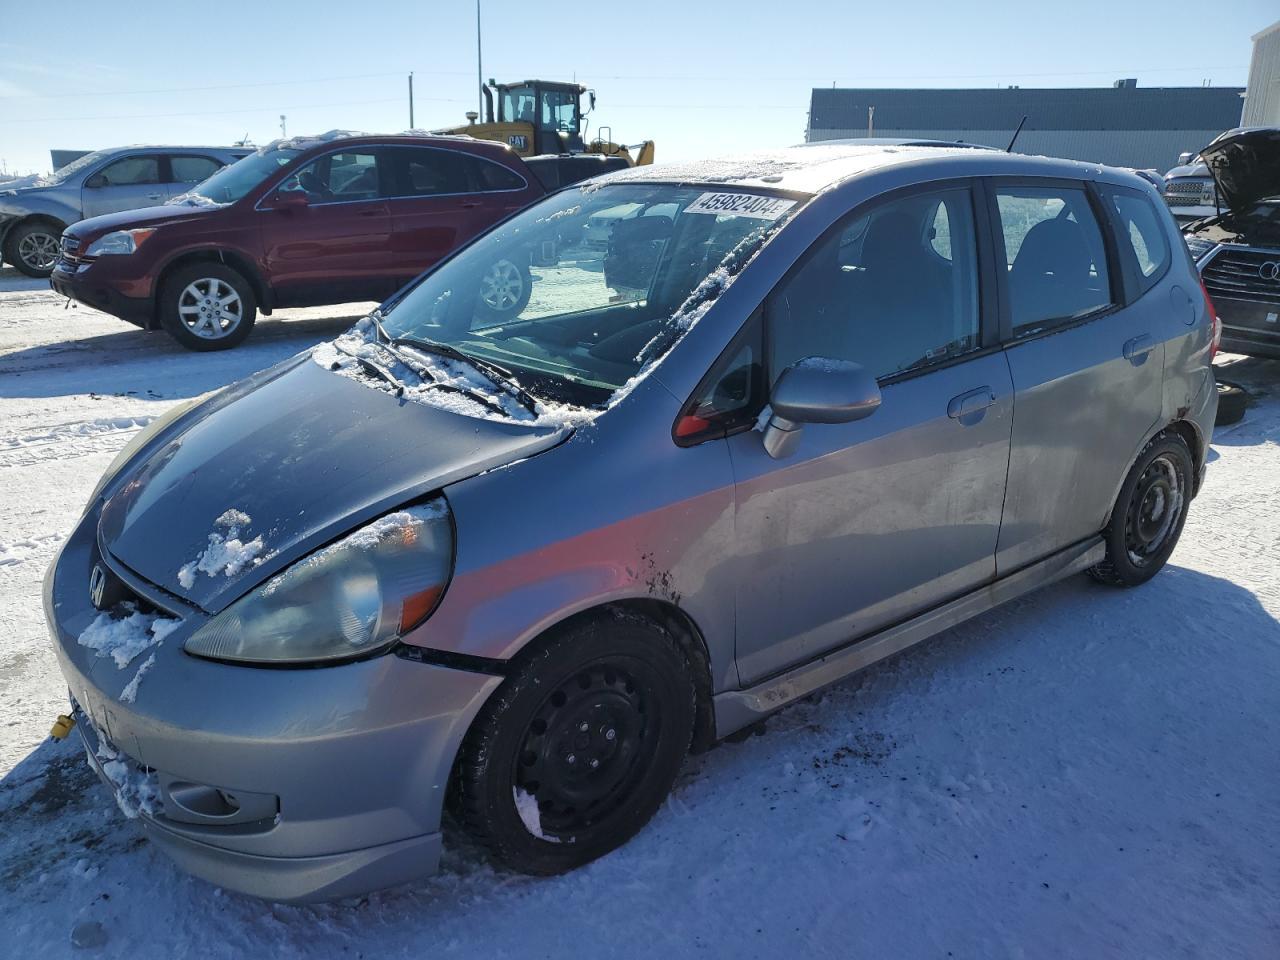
810 86 1246 132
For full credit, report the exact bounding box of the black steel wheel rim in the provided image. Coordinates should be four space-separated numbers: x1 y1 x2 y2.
513 660 658 839
1125 454 1182 564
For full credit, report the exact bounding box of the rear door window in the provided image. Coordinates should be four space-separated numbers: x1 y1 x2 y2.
994 186 1112 337
387 147 471 197
1107 188 1171 295
167 155 223 184
470 157 526 191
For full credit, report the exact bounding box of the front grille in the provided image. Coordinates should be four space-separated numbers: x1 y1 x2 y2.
1165 180 1209 195
1165 195 1204 207
59 235 89 268
1202 248 1280 306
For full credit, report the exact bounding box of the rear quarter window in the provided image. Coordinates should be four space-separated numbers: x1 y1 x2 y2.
1107 188 1171 295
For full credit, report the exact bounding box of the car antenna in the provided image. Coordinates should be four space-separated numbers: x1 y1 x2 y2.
1006 116 1028 153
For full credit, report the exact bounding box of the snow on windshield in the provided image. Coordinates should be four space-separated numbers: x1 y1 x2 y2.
312 184 799 423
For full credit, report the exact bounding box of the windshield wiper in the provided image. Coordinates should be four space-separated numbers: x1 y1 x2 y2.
391 334 540 416
331 339 407 397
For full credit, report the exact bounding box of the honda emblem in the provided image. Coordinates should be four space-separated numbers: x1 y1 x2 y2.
89 564 108 610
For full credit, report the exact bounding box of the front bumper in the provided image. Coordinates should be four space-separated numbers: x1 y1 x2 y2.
46 510 502 902
50 262 154 328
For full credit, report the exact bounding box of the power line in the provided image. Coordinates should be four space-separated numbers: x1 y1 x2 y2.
6 96 469 125
0 71 429 100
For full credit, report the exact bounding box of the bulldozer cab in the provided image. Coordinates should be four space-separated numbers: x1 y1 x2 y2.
490 80 590 155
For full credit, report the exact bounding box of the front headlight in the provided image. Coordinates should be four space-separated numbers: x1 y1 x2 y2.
1184 236 1218 264
184 500 454 665
84 228 156 256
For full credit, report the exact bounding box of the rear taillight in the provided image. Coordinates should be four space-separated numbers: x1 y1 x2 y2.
1199 276 1221 360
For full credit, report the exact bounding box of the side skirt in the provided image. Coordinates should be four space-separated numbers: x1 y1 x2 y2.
712 536 1105 739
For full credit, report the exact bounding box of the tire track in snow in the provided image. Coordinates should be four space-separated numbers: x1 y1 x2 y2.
0 416 153 469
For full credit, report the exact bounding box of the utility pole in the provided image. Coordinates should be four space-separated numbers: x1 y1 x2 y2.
408 72 415 129
867 105 875 137
476 0 484 118
279 115 287 138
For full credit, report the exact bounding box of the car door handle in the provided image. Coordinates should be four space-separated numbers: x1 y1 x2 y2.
460 199 483 208
1123 334 1155 363
947 387 995 421
357 208 384 217
146 193 164 200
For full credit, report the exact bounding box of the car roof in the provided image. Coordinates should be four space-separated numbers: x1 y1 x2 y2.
586 142 1130 196
257 130 521 162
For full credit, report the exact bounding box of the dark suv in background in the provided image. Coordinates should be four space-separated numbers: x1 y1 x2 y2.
0 145 250 278
1181 127 1280 359
51 133 553 350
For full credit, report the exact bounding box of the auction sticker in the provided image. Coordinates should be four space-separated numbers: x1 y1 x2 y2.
684 192 796 220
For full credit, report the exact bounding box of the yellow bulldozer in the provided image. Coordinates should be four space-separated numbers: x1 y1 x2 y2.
438 79 655 167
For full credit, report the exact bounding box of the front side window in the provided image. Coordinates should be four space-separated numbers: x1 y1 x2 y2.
995 186 1111 336
168 155 222 184
376 185 801 407
281 150 381 203
1109 189 1171 292
96 156 160 186
540 90 578 133
768 187 980 383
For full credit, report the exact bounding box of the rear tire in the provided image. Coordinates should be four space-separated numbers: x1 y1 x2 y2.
473 257 532 323
158 262 256 351
1214 380 1247 427
1089 433 1193 587
4 220 62 278
450 614 696 875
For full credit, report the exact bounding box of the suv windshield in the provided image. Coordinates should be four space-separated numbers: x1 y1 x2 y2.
377 183 803 408
180 147 302 204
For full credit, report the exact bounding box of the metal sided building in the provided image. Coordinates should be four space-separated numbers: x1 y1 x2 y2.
1242 20 1280 126
806 83 1245 171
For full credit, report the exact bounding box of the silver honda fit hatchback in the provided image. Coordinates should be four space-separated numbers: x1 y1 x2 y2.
46 143 1218 902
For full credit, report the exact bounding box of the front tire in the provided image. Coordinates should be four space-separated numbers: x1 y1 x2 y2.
450 614 696 875
158 262 257 351
1089 433 1193 587
4 220 62 278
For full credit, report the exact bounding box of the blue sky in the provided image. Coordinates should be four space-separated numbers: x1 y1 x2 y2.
0 0 1275 176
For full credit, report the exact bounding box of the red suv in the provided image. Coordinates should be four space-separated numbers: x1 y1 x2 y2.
50 133 547 350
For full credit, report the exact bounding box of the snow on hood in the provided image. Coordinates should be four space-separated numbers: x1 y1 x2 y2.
164 191 228 208
97 354 569 614
1198 127 1280 211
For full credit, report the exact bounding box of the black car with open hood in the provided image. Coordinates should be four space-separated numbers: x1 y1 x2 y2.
1182 127 1280 359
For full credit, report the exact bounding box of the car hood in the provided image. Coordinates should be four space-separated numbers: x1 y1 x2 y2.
98 354 570 614
1199 127 1280 212
1164 162 1209 180
65 202 220 242
1183 202 1280 247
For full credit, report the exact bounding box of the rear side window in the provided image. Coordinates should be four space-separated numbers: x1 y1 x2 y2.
168 155 222 184
97 156 160 185
1109 189 1171 293
994 186 1112 337
388 147 471 197
471 158 526 191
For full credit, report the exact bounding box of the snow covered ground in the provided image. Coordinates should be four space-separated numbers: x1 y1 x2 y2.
1 265 1278 958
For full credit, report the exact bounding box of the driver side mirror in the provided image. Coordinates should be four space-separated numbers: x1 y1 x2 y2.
272 189 309 211
84 173 106 189
762 358 881 459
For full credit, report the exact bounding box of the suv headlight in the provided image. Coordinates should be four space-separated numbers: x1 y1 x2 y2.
184 501 454 665
1184 236 1218 264
84 228 156 256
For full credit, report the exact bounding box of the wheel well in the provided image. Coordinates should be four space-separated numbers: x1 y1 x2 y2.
156 250 270 325
1164 419 1203 493
520 600 718 755
2 215 66 252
